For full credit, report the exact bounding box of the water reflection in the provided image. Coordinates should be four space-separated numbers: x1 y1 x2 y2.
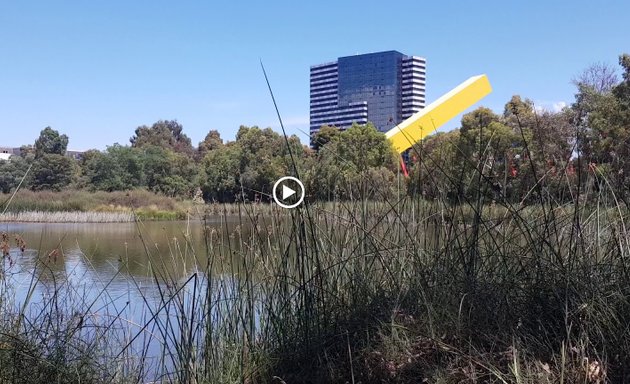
1 218 258 380
1 219 249 279
1 218 258 335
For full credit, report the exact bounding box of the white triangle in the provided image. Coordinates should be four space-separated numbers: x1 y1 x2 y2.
282 185 296 200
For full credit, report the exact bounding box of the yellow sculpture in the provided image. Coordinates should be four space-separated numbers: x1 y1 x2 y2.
385 74 492 154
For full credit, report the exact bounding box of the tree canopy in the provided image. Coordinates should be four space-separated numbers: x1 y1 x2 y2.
34 127 68 158
131 120 195 157
4 53 630 204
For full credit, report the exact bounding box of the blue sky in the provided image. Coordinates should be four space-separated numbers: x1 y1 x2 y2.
0 1 628 150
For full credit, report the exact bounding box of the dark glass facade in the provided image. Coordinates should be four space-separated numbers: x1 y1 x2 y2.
338 51 403 132
310 50 426 136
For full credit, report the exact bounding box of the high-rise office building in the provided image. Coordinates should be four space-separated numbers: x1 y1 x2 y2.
310 50 426 137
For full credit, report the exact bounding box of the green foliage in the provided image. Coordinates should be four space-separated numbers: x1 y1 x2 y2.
201 144 242 202
575 77 622 164
458 107 522 201
80 145 145 191
19 145 36 160
407 130 462 200
197 129 224 159
308 122 397 200
31 154 77 191
613 53 630 108
1 189 193 217
79 143 196 197
143 146 197 197
80 150 122 191
238 126 299 195
107 144 145 187
334 122 397 172
131 120 195 156
408 98 578 203
311 125 340 151
200 125 307 202
13 127 76 192
573 53 630 197
0 156 31 194
461 107 517 158
34 127 69 157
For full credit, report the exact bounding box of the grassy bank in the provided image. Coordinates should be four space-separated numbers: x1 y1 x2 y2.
0 189 201 221
0 190 628 383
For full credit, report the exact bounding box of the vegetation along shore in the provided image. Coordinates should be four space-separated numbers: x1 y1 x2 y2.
0 55 629 382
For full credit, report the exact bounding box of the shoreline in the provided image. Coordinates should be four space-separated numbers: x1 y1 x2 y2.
0 210 136 223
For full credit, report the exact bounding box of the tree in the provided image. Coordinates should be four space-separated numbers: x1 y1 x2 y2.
613 54 630 116
407 130 462 200
573 62 618 95
311 125 340 151
197 130 223 159
572 54 630 196
79 145 145 192
34 127 68 158
199 125 308 202
81 151 124 191
235 125 306 200
608 54 630 194
334 122 397 172
31 154 76 191
142 146 197 197
29 127 75 190
131 120 195 157
308 122 397 200
200 144 242 202
505 100 575 202
454 107 516 201
0 156 31 194
19 145 35 160
107 144 145 188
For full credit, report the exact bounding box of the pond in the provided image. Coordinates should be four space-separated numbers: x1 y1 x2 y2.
0 218 260 380
2 218 246 288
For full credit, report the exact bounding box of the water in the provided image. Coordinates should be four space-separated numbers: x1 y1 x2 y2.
1 218 251 275
0 219 251 379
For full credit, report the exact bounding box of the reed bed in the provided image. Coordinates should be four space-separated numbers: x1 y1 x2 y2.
0 210 135 223
0 189 198 221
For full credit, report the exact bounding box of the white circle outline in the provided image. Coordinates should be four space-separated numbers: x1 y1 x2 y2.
272 176 305 209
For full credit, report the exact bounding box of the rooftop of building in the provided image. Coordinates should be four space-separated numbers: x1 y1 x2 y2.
310 50 426 70
338 50 404 60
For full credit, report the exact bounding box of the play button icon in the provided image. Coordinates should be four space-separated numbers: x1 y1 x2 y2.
272 176 305 209
282 184 296 200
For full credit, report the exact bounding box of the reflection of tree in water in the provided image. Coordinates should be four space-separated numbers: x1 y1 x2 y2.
2 219 257 280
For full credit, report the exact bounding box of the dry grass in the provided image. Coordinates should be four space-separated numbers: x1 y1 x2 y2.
0 210 134 223
1 189 202 221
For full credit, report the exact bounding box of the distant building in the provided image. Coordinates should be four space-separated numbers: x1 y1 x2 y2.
66 150 84 160
0 153 12 161
310 50 426 138
0 146 84 159
0 147 21 156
